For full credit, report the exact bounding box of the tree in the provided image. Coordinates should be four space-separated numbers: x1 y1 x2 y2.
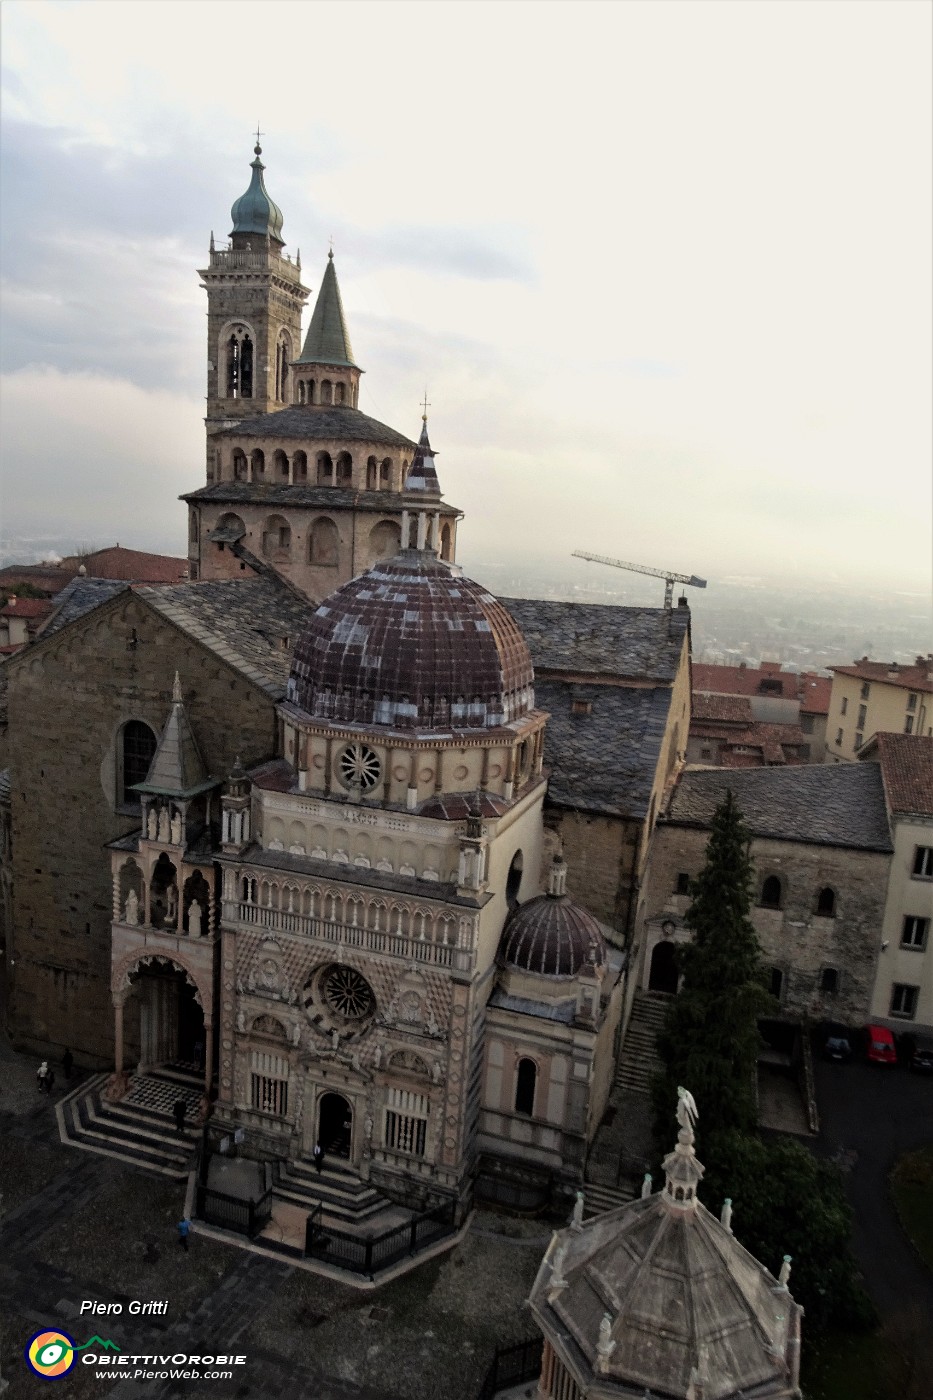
653 789 773 1145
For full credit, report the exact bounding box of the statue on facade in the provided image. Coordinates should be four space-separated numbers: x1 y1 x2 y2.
596 1313 616 1374
571 1190 585 1230
124 888 139 926
188 898 202 938
372 1042 382 1069
676 1086 698 1134
157 807 170 843
147 807 157 840
170 810 182 846
291 1022 301 1047
236 1009 247 1033
164 883 178 925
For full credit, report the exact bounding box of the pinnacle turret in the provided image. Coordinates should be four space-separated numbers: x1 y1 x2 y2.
294 251 358 369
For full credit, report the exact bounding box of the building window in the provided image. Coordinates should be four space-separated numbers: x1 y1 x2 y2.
912 847 933 878
857 704 867 729
675 872 691 896
904 716 915 734
835 729 843 746
840 696 848 715
120 720 158 808
815 887 836 918
769 968 784 999
759 875 783 909
251 1073 288 1117
801 712 814 735
700 747 712 759
902 916 930 949
907 692 918 712
515 1058 537 1116
890 984 918 1019
860 682 870 700
820 967 839 995
854 732 864 751
225 328 253 398
384 1110 427 1157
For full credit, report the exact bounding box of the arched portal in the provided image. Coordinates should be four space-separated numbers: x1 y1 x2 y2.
318 1091 352 1158
649 939 679 995
128 959 205 1073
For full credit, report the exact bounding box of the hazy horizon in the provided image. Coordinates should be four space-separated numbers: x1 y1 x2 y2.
1 0 931 598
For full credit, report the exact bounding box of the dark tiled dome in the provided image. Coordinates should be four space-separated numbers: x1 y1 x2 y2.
287 552 534 730
500 893 606 977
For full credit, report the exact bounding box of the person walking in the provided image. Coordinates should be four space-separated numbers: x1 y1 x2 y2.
36 1062 49 1093
62 1049 73 1081
46 1068 56 1097
313 1142 323 1173
173 1098 187 1134
176 1218 190 1253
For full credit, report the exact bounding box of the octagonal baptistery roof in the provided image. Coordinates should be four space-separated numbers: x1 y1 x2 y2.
287 552 535 731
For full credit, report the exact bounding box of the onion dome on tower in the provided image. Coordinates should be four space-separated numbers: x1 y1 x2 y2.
287 549 535 731
499 856 606 976
230 142 285 246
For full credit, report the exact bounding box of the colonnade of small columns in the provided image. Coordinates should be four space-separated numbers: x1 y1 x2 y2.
226 446 409 492
112 854 216 939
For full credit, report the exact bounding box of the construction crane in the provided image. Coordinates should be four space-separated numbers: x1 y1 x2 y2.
572 550 707 610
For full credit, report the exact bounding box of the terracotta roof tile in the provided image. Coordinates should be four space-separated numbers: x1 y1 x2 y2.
831 659 933 694
691 693 753 723
864 733 933 816
0 598 54 619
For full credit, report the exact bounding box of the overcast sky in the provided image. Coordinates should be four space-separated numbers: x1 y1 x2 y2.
1 0 931 597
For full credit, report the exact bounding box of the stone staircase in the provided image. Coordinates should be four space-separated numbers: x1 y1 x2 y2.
615 991 670 1095
56 1069 201 1178
582 1180 637 1218
273 1158 398 1230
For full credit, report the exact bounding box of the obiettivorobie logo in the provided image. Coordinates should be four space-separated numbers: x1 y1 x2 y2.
25 1331 121 1379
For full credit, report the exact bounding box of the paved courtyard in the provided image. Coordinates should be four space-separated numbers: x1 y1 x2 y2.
0 1045 548 1400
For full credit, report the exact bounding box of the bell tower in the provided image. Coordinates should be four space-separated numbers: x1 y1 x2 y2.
198 141 309 479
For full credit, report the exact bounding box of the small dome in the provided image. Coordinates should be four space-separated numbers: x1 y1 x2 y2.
500 892 606 977
288 553 535 731
230 145 284 243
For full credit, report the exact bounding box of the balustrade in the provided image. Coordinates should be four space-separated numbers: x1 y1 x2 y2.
228 900 472 971
208 248 302 282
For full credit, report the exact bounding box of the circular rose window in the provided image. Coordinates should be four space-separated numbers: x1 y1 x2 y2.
337 742 381 793
322 964 376 1021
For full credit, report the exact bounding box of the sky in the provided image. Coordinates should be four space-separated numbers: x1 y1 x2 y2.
1 0 931 598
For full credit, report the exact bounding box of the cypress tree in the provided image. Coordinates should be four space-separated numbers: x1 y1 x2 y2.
653 789 772 1145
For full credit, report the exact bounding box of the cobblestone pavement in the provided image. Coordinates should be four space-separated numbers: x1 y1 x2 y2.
0 1046 545 1400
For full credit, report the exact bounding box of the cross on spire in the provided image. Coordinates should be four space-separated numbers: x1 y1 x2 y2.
421 388 431 421
254 122 264 145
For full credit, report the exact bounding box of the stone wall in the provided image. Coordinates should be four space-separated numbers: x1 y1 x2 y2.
641 822 890 1024
6 592 278 1062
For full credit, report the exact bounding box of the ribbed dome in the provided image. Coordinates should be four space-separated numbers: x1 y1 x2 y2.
287 552 535 731
230 145 284 243
499 893 606 977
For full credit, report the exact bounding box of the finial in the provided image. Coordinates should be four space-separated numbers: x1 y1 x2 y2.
172 672 183 704
721 1197 733 1232
641 1172 653 1199
421 387 431 421
253 121 264 155
571 1190 585 1230
778 1255 792 1288
210 230 215 253
676 1086 698 1139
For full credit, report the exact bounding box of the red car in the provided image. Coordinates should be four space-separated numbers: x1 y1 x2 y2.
865 1024 897 1065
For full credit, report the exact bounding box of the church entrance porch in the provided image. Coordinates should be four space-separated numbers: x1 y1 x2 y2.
318 1091 353 1159
111 951 215 1095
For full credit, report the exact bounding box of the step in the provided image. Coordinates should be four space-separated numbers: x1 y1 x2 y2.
72 1093 195 1166
83 1094 199 1155
582 1182 636 1216
275 1165 388 1223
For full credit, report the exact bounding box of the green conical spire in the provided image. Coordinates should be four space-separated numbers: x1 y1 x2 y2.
294 251 358 368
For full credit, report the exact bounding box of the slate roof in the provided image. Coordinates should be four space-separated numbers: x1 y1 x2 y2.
136 677 213 797
214 405 416 447
180 480 460 516
31 577 309 699
0 767 9 803
666 763 893 851
831 658 933 694
501 599 689 682
294 252 357 368
864 733 933 817
538 680 674 817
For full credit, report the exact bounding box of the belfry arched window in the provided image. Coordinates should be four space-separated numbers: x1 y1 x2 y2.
226 326 253 399
275 330 290 402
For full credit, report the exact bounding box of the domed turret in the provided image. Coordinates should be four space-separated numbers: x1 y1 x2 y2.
230 143 284 245
499 857 606 976
287 552 534 731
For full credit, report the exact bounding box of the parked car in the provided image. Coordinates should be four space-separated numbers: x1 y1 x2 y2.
908 1036 933 1074
865 1024 897 1066
822 1023 854 1062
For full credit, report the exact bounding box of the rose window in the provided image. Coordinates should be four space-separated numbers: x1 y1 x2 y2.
322 964 376 1021
338 742 381 793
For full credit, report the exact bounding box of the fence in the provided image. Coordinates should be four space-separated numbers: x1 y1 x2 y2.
303 1197 457 1277
195 1181 272 1239
476 1337 543 1400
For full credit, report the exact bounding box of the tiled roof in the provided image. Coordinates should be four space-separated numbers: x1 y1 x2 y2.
692 662 798 700
666 763 893 851
40 578 128 636
0 597 54 619
501 599 689 682
538 680 674 817
293 253 357 368
831 658 933 694
180 480 460 516
216 405 416 447
864 733 933 816
0 565 76 595
799 674 832 714
691 693 753 724
63 547 189 582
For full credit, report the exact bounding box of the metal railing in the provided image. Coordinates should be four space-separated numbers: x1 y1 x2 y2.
195 1181 272 1239
476 1337 543 1400
302 1197 458 1278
